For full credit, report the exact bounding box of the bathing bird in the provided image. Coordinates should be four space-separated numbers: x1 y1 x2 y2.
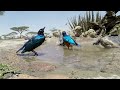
62 31 80 49
16 27 46 56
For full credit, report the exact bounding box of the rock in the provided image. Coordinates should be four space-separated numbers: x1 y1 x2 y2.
94 36 120 48
82 29 97 38
75 26 82 30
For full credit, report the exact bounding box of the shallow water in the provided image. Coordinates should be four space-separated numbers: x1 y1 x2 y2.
108 35 120 44
18 37 120 78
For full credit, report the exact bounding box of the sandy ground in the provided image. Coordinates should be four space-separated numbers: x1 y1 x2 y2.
1 38 120 79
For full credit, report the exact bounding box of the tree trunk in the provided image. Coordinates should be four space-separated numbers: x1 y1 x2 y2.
20 32 22 38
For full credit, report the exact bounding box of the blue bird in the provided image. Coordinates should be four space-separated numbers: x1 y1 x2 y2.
16 27 46 56
62 31 80 49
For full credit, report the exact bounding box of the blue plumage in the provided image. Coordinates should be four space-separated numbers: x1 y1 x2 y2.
34 35 44 39
63 35 77 45
21 35 45 53
16 27 45 56
62 31 80 49
62 31 80 46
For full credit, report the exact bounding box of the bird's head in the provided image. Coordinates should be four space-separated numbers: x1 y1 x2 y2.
38 27 45 35
62 31 67 36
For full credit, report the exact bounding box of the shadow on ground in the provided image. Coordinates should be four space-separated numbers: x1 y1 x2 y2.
16 52 46 56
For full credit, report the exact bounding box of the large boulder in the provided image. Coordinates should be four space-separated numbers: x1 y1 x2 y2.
74 26 82 37
74 26 82 30
82 29 97 38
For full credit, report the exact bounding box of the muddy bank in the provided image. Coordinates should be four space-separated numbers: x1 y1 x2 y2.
0 39 57 79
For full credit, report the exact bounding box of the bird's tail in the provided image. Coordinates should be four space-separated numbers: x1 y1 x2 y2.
21 49 26 53
16 43 26 53
16 46 24 53
76 43 81 47
74 41 81 47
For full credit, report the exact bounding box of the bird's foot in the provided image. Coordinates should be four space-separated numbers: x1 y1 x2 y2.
34 53 38 56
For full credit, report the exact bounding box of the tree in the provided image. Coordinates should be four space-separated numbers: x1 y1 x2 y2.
0 11 5 15
1 35 7 39
26 32 37 35
44 32 50 35
7 32 18 39
50 28 58 32
25 31 37 37
10 26 29 38
44 32 50 37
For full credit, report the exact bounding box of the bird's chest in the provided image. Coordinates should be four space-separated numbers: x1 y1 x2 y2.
64 42 72 47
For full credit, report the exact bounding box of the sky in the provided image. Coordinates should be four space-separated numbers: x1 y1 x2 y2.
0 11 117 36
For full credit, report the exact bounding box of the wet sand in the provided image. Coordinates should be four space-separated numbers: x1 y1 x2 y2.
1 37 120 79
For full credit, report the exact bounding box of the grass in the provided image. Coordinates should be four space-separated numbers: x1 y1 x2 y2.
0 63 20 79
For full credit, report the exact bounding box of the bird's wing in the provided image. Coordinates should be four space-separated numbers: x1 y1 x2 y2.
32 35 45 44
23 35 45 51
63 35 77 45
69 36 79 45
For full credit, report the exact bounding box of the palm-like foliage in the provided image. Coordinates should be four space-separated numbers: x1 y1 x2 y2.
67 11 102 36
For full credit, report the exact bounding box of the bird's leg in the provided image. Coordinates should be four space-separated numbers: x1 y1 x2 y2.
68 46 69 49
71 46 73 50
63 42 65 46
32 50 38 56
